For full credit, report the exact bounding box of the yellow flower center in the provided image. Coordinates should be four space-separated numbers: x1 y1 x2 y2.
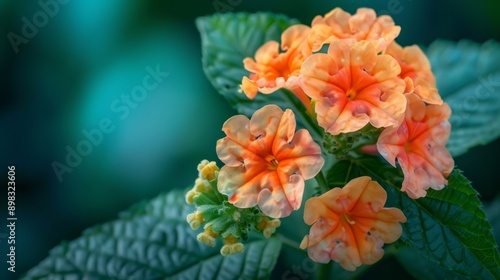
266 155 279 171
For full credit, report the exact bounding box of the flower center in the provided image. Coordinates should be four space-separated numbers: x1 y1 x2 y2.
404 142 412 153
266 155 279 171
342 213 356 225
346 89 357 100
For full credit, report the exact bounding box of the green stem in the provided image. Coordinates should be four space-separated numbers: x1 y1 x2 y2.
282 89 323 140
276 233 305 254
315 170 329 193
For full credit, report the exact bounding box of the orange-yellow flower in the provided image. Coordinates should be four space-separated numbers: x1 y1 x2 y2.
216 105 324 218
377 94 454 199
300 176 406 271
241 24 312 111
385 42 443 105
308 8 400 52
299 40 407 135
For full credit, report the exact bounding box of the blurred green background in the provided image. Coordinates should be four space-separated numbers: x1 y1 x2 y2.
1 0 500 279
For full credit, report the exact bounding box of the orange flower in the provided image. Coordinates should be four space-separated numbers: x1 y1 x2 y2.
216 105 324 218
308 8 400 52
377 94 454 199
385 42 443 105
300 176 406 271
241 24 312 111
299 40 406 135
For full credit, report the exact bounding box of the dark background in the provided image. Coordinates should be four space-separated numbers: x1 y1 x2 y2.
1 0 500 279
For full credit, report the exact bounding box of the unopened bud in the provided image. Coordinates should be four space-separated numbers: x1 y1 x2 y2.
186 212 204 230
185 190 199 204
199 160 219 181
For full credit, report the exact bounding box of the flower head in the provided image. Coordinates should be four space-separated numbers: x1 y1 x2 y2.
216 105 324 218
299 40 407 135
385 42 443 105
241 25 312 109
377 94 454 199
300 176 406 271
308 8 401 52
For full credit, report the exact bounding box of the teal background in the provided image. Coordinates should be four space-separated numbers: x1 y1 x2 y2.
1 0 499 279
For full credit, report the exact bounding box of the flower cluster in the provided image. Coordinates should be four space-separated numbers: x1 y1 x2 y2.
241 7 454 199
187 7 456 271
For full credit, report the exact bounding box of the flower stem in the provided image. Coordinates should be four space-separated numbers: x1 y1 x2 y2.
315 170 329 193
276 233 305 254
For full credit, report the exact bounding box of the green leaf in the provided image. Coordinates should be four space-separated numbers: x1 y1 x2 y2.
23 189 282 280
326 157 500 279
426 40 500 157
395 247 468 280
326 160 363 189
196 13 322 139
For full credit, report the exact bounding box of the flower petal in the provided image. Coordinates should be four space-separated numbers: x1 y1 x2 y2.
386 42 443 104
308 7 400 52
257 172 303 218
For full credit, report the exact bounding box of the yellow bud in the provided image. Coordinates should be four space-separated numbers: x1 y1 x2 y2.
256 217 269 231
197 233 215 247
185 190 199 205
194 178 211 192
269 219 281 228
190 220 201 230
220 245 232 256
197 160 210 172
199 160 219 181
263 228 275 238
197 226 218 247
256 217 280 238
232 243 244 254
186 212 204 230
220 243 244 256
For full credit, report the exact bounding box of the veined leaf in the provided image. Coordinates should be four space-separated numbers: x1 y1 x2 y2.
395 247 468 280
328 157 500 279
22 189 282 280
427 40 500 157
196 13 322 139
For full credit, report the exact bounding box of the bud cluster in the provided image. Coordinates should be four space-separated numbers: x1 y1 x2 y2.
186 160 281 256
322 125 382 159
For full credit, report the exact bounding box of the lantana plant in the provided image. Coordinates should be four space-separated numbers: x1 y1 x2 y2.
187 7 500 278
24 6 500 280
